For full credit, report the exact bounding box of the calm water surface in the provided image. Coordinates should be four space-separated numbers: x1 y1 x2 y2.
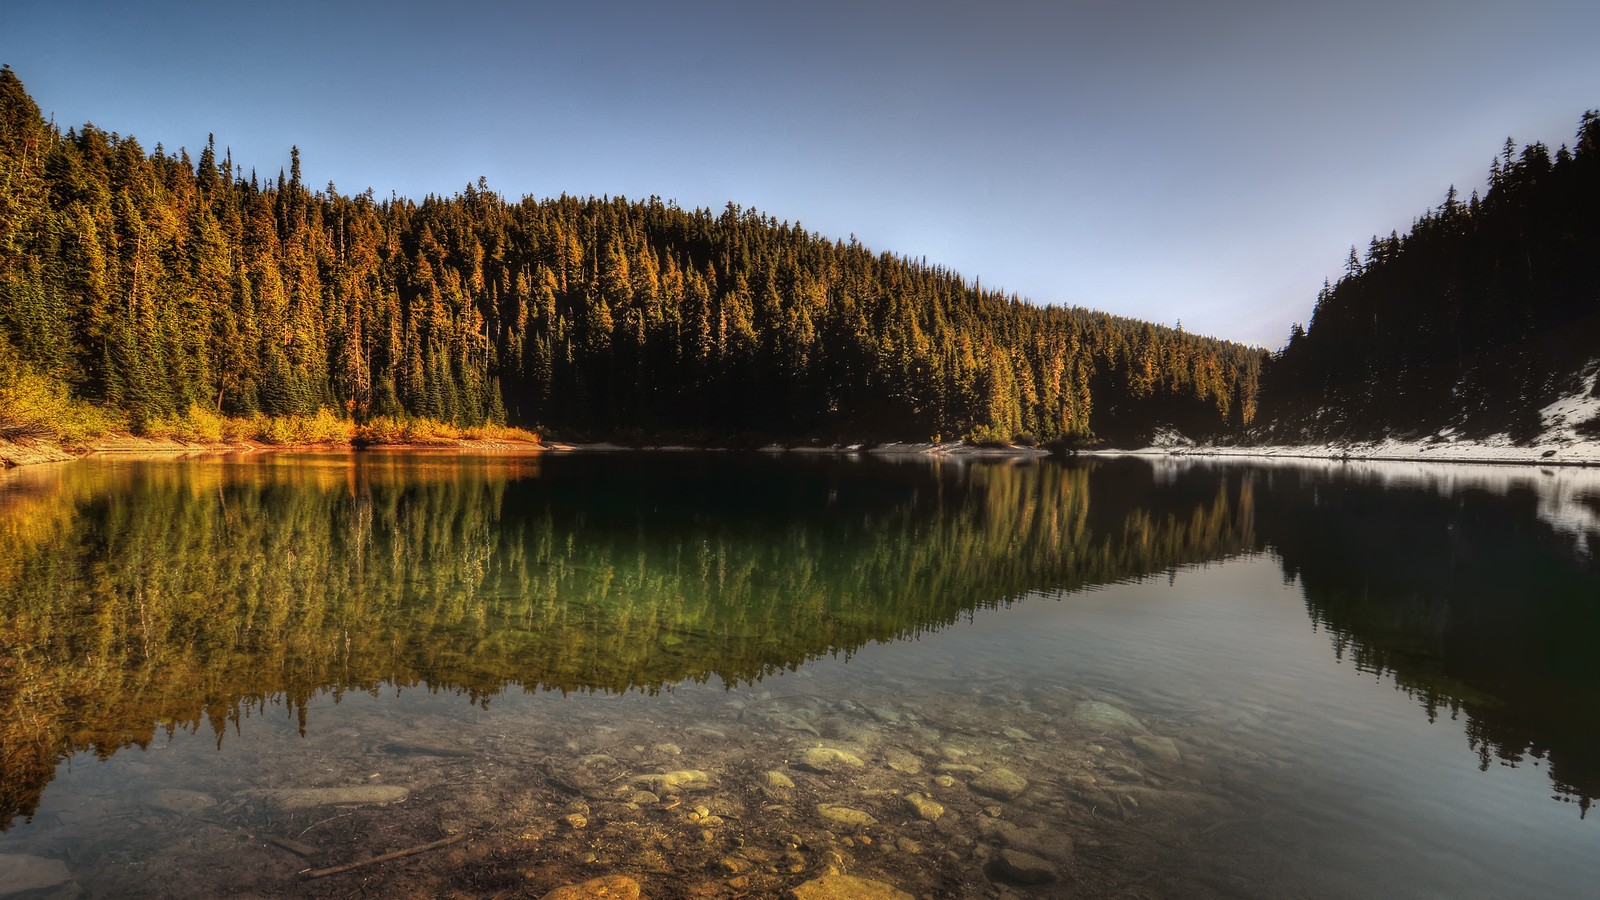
0 451 1595 898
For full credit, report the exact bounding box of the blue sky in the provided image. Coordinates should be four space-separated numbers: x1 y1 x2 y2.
2 0 1595 347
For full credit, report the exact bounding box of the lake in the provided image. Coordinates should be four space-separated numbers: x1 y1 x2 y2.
0 451 1595 898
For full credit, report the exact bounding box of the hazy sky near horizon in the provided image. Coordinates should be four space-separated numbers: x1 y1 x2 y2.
2 0 1595 347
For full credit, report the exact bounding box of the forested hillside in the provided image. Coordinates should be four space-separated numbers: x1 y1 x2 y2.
1259 113 1600 442
0 67 1261 446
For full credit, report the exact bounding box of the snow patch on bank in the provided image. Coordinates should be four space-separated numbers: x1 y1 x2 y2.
1124 360 1600 467
1538 362 1600 448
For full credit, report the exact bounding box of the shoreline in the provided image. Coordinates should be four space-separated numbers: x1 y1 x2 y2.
0 435 548 469
1093 436 1600 468
7 433 1597 470
0 435 1056 469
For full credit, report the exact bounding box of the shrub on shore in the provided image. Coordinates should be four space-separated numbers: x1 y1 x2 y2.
0 339 125 446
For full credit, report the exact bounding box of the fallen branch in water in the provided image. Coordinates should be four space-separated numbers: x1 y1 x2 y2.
300 833 465 879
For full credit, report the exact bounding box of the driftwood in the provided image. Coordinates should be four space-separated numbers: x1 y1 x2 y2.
300 833 465 879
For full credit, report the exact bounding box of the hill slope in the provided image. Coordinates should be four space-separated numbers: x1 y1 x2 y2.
0 67 1262 448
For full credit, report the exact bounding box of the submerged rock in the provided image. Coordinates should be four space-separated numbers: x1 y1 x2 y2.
868 707 902 725
1072 701 1146 733
978 818 1073 862
1131 734 1182 763
970 767 1028 800
761 771 796 802
271 785 409 809
0 854 78 899
883 748 923 775
538 875 641 899
816 803 877 829
797 747 866 774
902 792 945 822
790 873 912 899
632 769 711 792
146 788 217 816
986 848 1060 885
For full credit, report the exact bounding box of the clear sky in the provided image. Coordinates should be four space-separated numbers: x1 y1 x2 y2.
2 0 1595 348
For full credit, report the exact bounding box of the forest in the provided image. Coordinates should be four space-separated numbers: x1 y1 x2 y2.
1257 111 1600 441
0 66 1261 448
3 62 1594 450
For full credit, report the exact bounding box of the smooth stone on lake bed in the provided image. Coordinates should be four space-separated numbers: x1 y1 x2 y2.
798 747 866 773
632 769 710 791
0 854 78 899
271 785 409 809
789 873 912 899
146 788 217 816
1072 700 1147 733
884 748 923 774
1131 734 1182 762
816 803 877 829
538 875 641 899
903 791 945 822
978 818 1073 862
970 767 1028 800
986 848 1060 885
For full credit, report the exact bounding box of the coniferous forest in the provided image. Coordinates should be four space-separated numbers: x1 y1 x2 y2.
0 67 1260 447
2 63 1596 450
1258 112 1600 442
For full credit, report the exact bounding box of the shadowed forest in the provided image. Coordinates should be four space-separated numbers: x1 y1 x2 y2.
1259 113 1600 441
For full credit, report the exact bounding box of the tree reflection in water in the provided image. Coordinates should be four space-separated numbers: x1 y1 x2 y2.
0 452 1594 828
